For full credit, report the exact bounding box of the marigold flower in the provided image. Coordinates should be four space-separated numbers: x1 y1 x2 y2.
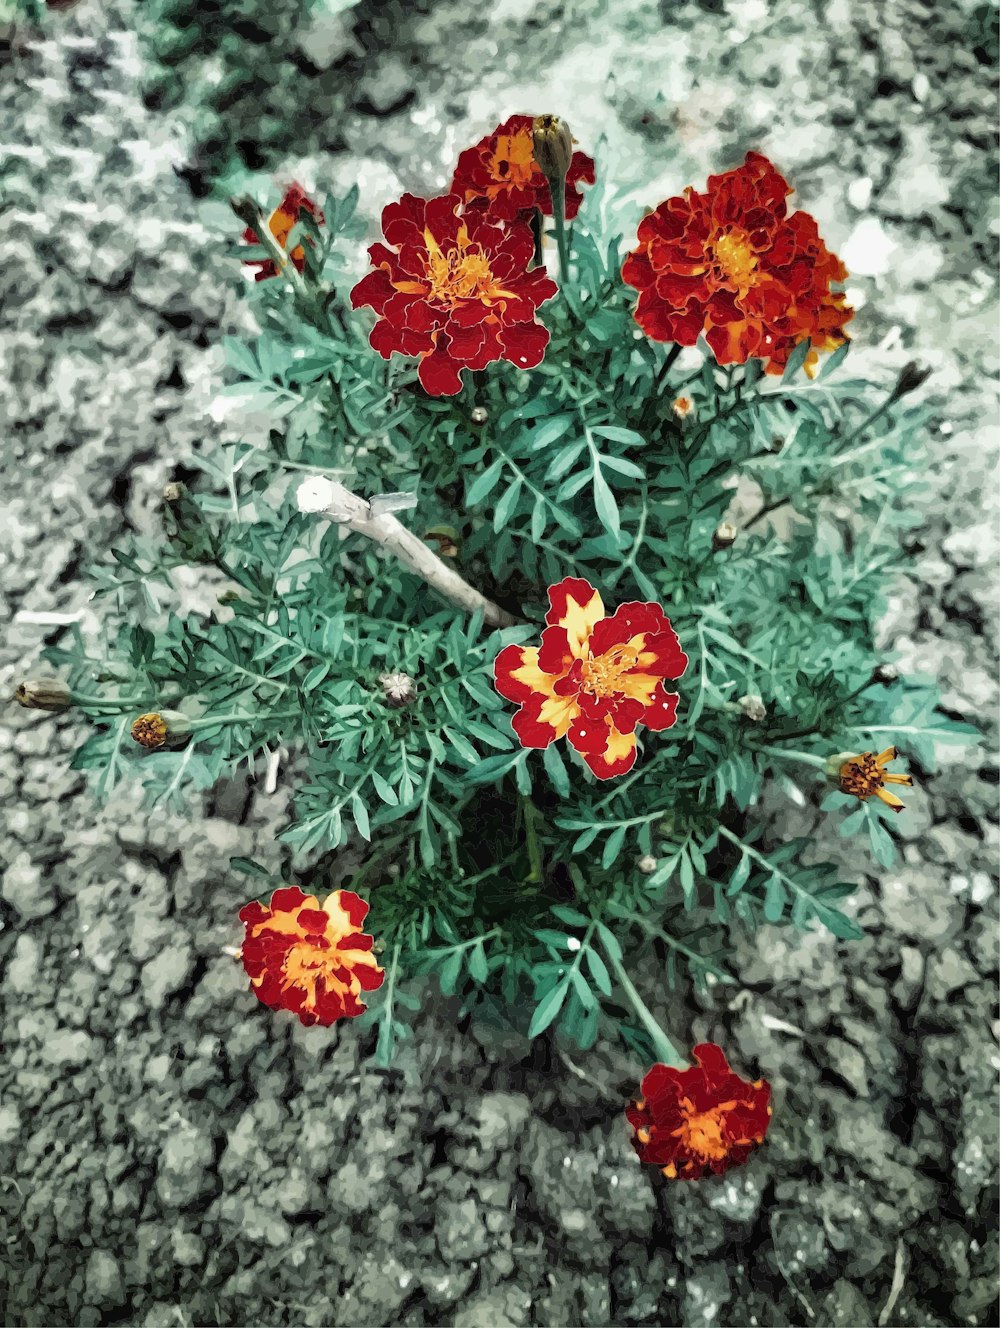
623 152 852 377
450 114 595 222
239 886 384 1026
626 1043 772 1180
493 577 688 780
242 183 323 283
350 193 557 396
836 746 913 813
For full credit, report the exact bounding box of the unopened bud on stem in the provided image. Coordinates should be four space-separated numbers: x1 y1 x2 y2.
870 662 899 685
532 115 573 184
14 679 73 712
712 522 737 551
890 360 931 402
636 854 658 875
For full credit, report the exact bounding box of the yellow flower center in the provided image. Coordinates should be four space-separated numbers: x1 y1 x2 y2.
672 1096 735 1163
488 130 539 189
839 752 883 799
280 939 347 1013
713 227 758 290
417 224 514 308
581 644 640 697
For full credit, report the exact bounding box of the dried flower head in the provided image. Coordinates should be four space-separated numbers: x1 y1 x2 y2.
14 679 73 712
623 152 852 376
130 710 191 750
738 694 767 722
836 746 913 813
379 672 417 708
494 577 688 779
239 886 383 1026
626 1043 772 1180
450 114 594 222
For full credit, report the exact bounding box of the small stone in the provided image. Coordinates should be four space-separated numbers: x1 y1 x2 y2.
84 1251 124 1308
141 942 193 1009
41 1029 95 1067
1 854 57 920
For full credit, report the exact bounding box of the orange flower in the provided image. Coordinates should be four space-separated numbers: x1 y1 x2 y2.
350 193 557 396
672 395 694 420
493 577 688 780
242 183 323 282
451 114 595 222
623 152 852 377
626 1044 772 1180
838 746 913 813
239 886 383 1026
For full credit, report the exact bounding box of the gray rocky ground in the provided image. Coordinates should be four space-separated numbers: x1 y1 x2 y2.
0 0 997 1325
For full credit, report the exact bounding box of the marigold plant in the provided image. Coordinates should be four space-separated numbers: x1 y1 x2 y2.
27 114 976 1182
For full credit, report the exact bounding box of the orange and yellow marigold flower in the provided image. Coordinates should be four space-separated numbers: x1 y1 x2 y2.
626 1043 772 1180
493 577 688 780
350 192 557 396
242 182 323 282
451 114 595 222
239 886 383 1026
838 746 913 813
622 151 852 377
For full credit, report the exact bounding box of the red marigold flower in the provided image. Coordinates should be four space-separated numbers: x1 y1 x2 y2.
239 886 383 1026
622 151 852 377
493 577 688 780
626 1043 772 1180
350 192 557 396
451 114 595 222
242 183 323 282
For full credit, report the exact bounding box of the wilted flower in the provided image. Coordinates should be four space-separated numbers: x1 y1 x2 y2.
493 577 688 779
239 886 384 1026
379 672 417 708
450 114 594 222
626 1043 772 1180
241 183 323 282
15 679 73 712
834 746 913 813
350 193 557 396
623 152 852 376
130 710 191 750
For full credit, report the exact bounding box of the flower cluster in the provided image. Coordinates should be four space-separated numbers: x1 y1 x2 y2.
450 113 595 221
239 886 383 1026
623 151 852 376
494 577 688 779
627 1044 772 1179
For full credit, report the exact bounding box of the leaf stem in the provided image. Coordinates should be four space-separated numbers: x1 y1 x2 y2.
602 944 687 1069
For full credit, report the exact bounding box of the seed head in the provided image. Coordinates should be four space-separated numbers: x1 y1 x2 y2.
131 710 191 750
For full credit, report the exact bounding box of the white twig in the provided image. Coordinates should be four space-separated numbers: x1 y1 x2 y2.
298 477 518 628
264 745 283 795
878 1239 906 1327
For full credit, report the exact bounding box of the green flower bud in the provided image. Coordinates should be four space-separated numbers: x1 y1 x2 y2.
532 115 574 183
14 679 73 712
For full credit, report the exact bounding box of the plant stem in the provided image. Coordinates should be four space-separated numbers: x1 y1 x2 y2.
603 945 687 1069
307 480 518 628
190 710 299 731
755 745 827 769
654 344 683 398
520 795 544 884
72 693 146 709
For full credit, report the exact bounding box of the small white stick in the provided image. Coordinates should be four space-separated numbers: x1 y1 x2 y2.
878 1239 906 1327
297 477 517 628
264 746 283 795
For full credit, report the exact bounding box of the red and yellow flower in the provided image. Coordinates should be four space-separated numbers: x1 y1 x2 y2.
626 1043 772 1180
350 193 558 396
239 886 383 1026
493 577 688 780
837 746 913 813
242 182 323 282
623 151 852 377
451 114 595 222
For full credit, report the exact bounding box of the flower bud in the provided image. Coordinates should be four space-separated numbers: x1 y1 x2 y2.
14 679 73 712
636 854 658 875
870 662 899 685
672 396 694 421
712 522 737 551
379 672 417 709
162 481 185 504
890 360 931 402
532 115 574 183
470 406 489 425
737 694 767 722
131 710 192 750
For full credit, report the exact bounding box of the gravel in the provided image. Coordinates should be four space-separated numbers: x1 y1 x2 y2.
0 0 996 1325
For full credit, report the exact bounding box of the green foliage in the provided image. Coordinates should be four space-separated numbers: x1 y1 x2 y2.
49 177 979 1061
